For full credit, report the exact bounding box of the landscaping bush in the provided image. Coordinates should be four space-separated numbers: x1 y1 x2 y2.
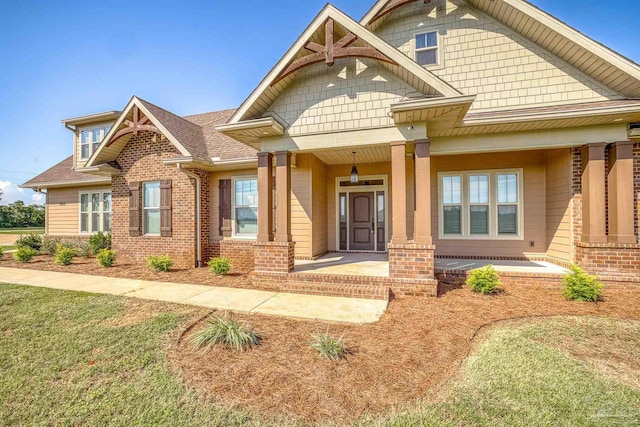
311 328 346 361
563 265 603 302
190 314 261 352
15 233 43 251
467 264 501 294
40 236 61 255
0 246 4 259
146 255 173 272
207 257 232 276
96 249 117 268
54 245 75 266
13 247 37 263
89 232 111 255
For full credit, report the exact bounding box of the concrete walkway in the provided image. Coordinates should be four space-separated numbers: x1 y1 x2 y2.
0 267 387 324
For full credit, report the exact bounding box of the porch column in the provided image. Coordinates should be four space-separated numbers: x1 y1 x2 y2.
413 139 432 245
607 141 636 243
390 141 407 244
275 151 292 242
581 143 607 243
257 152 273 242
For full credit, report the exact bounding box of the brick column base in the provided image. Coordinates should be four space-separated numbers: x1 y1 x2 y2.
575 242 640 278
388 243 438 297
254 241 295 273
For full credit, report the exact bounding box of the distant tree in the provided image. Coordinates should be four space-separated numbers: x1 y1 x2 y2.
0 188 3 202
0 201 45 228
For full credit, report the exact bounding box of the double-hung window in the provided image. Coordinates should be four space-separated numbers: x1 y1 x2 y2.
233 177 258 238
92 128 101 153
79 191 112 233
143 182 161 235
80 130 90 159
439 170 522 239
415 31 439 66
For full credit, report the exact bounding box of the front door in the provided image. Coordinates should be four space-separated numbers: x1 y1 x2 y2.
349 192 375 251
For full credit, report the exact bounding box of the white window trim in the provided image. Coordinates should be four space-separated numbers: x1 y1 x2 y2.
78 122 113 160
437 169 524 241
231 175 258 240
143 181 161 236
78 190 112 234
413 29 444 70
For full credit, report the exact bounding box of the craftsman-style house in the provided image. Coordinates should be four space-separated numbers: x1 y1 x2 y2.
23 0 640 299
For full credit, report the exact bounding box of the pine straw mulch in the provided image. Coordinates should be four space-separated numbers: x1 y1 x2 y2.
167 283 640 426
0 254 261 290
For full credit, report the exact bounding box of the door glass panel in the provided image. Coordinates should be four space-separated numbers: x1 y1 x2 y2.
339 194 346 223
377 193 384 222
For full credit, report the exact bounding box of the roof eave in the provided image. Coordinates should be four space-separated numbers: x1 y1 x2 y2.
61 111 121 126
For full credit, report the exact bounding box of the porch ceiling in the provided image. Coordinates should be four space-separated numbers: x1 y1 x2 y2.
311 143 392 165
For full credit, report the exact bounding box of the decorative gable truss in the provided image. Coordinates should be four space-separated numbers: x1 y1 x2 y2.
273 18 396 85
107 104 161 147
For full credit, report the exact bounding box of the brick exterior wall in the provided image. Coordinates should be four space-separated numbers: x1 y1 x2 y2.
209 240 255 272
254 241 295 273
112 131 201 269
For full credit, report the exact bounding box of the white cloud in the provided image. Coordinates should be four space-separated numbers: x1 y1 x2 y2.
0 181 45 205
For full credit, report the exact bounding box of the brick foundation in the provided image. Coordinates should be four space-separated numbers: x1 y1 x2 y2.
209 239 255 272
254 241 295 273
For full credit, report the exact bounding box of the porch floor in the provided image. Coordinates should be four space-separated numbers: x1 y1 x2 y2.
294 253 568 276
295 253 389 277
435 258 568 274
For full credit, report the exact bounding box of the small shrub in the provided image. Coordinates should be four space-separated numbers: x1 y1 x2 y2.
96 249 117 268
563 265 603 302
13 247 37 263
467 264 501 294
15 233 43 251
190 314 261 352
54 245 75 266
311 328 346 361
89 232 111 255
208 257 232 276
0 246 4 259
40 236 61 255
146 255 173 272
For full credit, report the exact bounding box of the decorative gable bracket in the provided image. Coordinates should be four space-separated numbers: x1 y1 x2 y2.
369 0 432 24
107 105 162 147
272 18 397 86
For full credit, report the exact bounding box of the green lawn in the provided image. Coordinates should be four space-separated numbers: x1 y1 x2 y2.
0 245 16 252
1 284 638 426
0 227 45 234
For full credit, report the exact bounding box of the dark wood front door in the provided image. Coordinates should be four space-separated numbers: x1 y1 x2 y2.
349 192 375 251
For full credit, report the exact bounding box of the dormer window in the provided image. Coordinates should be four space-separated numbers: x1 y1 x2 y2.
415 31 439 66
80 130 90 159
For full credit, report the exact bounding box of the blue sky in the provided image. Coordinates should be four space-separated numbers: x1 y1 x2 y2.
0 0 638 205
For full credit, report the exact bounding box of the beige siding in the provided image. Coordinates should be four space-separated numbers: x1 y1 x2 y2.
310 155 328 257
291 156 312 258
327 162 392 251
545 148 573 262
374 0 620 112
267 57 422 136
431 151 547 258
47 185 111 236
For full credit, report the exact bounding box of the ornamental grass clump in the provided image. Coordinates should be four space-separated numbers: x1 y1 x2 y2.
54 245 75 266
562 265 603 302
190 314 261 352
146 255 173 272
13 247 37 263
96 249 117 268
311 328 346 361
208 257 232 276
467 264 501 294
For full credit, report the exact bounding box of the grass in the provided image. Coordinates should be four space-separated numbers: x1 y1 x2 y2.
0 227 45 234
0 245 16 251
1 284 638 426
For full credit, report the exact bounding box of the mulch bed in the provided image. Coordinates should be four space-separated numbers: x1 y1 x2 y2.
3 253 640 424
168 283 640 425
0 254 262 290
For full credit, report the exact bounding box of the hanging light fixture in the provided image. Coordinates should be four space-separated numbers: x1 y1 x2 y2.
350 151 359 183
